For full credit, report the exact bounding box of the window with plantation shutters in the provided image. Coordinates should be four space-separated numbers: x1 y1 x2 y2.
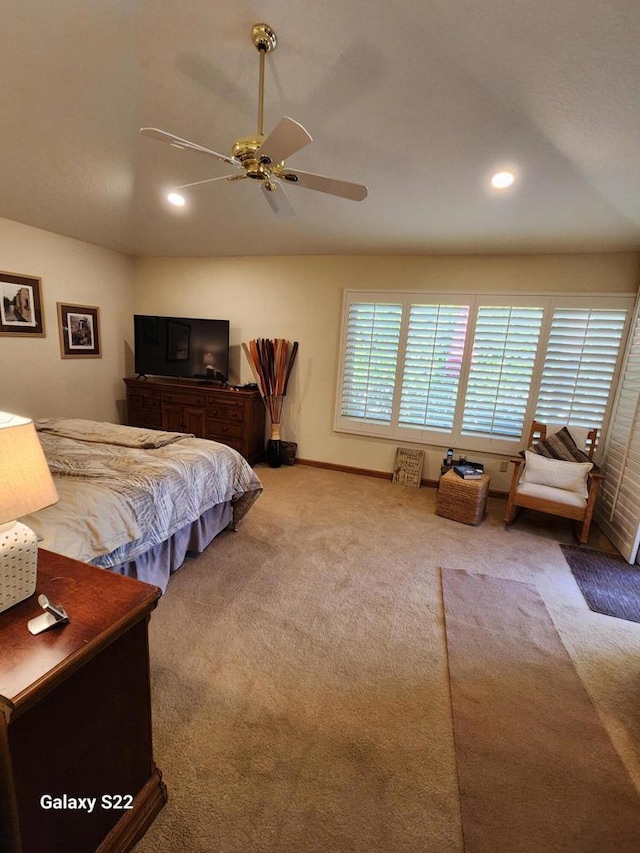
462 306 544 439
595 300 640 563
339 301 402 425
335 290 632 454
399 304 469 432
535 308 628 431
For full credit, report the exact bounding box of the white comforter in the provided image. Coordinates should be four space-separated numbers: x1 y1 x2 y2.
22 418 263 567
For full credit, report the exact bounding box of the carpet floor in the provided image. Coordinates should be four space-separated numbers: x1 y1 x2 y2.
133 465 640 853
561 544 640 623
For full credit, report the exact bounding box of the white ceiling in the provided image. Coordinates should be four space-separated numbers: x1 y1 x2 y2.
3 1 640 258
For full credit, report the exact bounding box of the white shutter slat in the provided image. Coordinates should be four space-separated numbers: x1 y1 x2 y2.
340 302 403 423
536 308 627 430
398 304 469 432
462 306 544 439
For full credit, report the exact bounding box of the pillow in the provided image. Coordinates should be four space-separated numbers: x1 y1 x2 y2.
529 426 592 464
520 450 593 497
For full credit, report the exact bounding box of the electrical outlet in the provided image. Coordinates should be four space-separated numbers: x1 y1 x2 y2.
499 460 508 473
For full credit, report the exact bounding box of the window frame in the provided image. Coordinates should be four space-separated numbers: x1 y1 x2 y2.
334 289 634 456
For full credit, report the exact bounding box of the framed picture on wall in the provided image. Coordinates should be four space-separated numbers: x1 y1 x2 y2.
0 271 45 336
57 302 101 358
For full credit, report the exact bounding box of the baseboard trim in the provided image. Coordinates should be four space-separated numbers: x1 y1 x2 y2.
296 458 396 481
296 457 507 497
95 766 167 853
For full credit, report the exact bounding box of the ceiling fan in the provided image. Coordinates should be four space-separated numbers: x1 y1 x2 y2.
140 23 368 217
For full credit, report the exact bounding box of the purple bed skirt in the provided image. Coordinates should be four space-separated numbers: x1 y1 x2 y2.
99 501 233 593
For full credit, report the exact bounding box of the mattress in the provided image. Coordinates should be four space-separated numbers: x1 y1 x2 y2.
21 418 263 589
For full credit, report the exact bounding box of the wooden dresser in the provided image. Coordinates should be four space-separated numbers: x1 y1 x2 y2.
0 549 166 853
124 377 265 464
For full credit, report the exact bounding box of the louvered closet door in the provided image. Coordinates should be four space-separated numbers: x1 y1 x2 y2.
596 301 640 563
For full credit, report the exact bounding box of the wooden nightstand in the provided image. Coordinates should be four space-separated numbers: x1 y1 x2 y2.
0 549 167 853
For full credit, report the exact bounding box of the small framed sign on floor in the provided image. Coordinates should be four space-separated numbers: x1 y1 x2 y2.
392 447 425 488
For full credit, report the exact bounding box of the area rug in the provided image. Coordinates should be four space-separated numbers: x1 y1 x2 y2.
561 544 640 623
441 568 640 853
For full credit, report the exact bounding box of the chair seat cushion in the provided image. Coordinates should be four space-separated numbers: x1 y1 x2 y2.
515 482 588 509
520 451 592 497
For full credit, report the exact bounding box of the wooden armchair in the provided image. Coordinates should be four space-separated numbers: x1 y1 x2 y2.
504 421 604 544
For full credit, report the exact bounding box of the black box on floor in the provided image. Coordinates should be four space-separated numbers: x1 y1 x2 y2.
281 441 297 465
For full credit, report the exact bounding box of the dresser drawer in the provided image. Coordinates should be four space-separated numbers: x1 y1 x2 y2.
128 389 162 411
161 389 207 407
206 419 244 440
206 403 245 422
129 408 163 429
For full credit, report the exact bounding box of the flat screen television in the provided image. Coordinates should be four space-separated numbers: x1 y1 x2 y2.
134 314 230 382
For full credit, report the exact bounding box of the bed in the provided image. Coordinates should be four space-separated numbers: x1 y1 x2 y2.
21 418 263 592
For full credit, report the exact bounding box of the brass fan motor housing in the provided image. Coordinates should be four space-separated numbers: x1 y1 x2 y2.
231 134 269 179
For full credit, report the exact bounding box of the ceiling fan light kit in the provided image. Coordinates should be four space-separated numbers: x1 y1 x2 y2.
140 23 368 217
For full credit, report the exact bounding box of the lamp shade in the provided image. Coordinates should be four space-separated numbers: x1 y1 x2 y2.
0 412 58 523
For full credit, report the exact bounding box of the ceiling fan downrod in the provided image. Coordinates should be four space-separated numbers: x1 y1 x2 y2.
251 23 277 138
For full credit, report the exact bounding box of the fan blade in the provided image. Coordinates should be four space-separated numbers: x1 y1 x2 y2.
140 128 241 170
261 183 294 218
171 174 247 191
278 168 368 201
256 117 313 166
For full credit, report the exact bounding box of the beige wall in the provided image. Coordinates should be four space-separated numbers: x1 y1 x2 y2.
3 218 636 488
133 253 640 489
0 217 134 422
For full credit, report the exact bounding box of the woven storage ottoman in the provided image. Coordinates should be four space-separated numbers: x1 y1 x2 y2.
436 470 490 525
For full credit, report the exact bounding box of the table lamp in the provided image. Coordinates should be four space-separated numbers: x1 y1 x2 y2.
0 412 58 614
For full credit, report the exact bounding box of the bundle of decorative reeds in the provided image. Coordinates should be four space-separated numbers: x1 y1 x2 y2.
242 338 299 442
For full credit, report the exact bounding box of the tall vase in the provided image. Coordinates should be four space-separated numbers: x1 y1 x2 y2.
267 422 282 468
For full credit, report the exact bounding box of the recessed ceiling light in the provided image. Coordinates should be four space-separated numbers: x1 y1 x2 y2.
167 192 186 206
491 171 515 189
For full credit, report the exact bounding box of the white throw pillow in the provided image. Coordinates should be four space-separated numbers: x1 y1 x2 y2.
520 450 592 497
